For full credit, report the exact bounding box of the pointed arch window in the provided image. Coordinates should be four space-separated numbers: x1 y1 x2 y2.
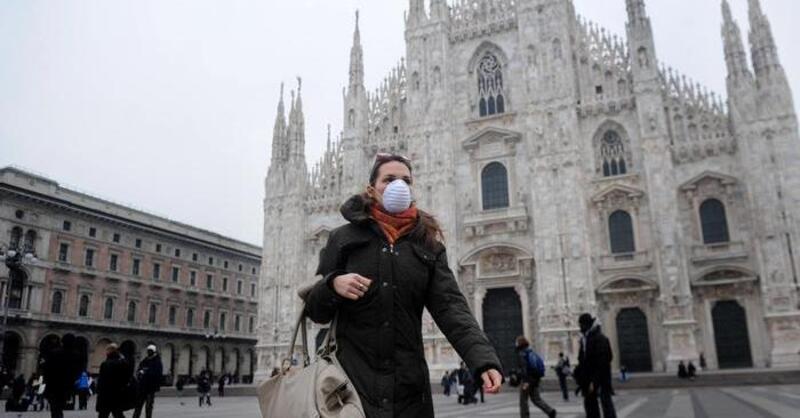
700 199 730 244
481 162 510 210
477 53 506 117
609 210 635 254
600 130 628 177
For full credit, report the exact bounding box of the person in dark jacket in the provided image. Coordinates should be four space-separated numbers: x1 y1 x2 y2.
575 313 617 418
516 336 556 418
132 345 163 418
197 372 212 407
42 334 80 418
677 360 688 379
96 343 132 418
305 154 503 418
553 352 570 401
217 374 226 397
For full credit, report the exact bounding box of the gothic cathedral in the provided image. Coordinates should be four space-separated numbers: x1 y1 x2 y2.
256 0 800 380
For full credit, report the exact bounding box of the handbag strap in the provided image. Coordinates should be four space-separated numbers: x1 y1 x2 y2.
283 309 311 373
317 312 339 357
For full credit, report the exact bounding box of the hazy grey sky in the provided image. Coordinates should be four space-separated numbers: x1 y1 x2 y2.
1 0 798 246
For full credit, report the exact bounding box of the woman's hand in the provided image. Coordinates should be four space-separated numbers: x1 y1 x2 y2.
332 273 372 300
481 368 503 393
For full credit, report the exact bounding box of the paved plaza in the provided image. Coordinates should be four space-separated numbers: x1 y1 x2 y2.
3 385 800 418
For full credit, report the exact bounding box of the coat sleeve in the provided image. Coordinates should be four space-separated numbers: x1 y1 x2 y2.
425 249 503 377
305 229 350 324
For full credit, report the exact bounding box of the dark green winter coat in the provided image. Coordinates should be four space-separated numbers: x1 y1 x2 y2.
305 194 502 418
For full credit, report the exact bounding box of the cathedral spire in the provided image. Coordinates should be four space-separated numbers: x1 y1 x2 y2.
721 0 752 84
429 0 448 22
349 10 364 94
625 0 657 75
287 77 305 162
625 0 648 27
270 82 287 165
747 0 781 76
406 0 427 27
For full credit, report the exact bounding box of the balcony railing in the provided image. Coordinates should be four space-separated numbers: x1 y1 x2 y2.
462 205 529 238
690 241 748 264
597 250 653 272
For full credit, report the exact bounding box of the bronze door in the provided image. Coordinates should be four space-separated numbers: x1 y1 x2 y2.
616 307 653 372
712 300 753 369
482 287 524 374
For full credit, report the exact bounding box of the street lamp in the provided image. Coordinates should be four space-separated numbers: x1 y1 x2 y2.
0 245 36 372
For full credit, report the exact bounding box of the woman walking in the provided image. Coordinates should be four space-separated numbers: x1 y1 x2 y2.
306 153 503 417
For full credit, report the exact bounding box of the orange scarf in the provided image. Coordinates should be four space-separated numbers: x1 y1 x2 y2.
370 204 418 245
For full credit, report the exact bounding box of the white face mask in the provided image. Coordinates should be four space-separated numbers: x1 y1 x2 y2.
382 179 412 213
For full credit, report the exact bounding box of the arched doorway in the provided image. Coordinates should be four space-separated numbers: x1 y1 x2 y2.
482 287 524 373
712 300 752 369
75 336 90 372
615 308 652 372
120 340 137 364
195 346 209 376
213 347 224 376
177 345 192 377
2 331 22 374
242 349 253 383
162 343 175 381
38 334 61 372
227 349 239 379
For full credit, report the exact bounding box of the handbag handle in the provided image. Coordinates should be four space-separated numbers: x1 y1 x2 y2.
283 305 340 373
283 308 311 373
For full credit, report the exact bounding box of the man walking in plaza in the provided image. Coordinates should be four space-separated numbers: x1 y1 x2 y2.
42 334 80 418
132 345 163 418
516 336 557 418
575 313 617 418
554 352 571 401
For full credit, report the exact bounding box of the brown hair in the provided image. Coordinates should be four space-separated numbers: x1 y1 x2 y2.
515 335 530 348
367 155 444 250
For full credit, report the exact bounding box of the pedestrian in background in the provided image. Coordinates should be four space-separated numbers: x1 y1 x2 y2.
132 345 162 418
441 371 451 396
197 371 212 407
554 352 571 401
687 361 697 381
574 313 617 418
76 370 91 410
96 343 131 418
42 334 80 418
677 360 688 379
217 373 226 397
516 336 557 418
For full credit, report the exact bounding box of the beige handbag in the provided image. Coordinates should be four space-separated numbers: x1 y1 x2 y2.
257 306 365 418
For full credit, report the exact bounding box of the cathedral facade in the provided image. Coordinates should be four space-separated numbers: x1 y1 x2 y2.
256 0 800 380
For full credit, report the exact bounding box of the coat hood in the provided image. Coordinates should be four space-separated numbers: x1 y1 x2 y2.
340 193 372 225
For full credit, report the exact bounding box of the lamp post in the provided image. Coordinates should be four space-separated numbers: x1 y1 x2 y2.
0 246 36 371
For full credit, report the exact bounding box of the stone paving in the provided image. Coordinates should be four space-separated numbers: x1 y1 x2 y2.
3 384 800 417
